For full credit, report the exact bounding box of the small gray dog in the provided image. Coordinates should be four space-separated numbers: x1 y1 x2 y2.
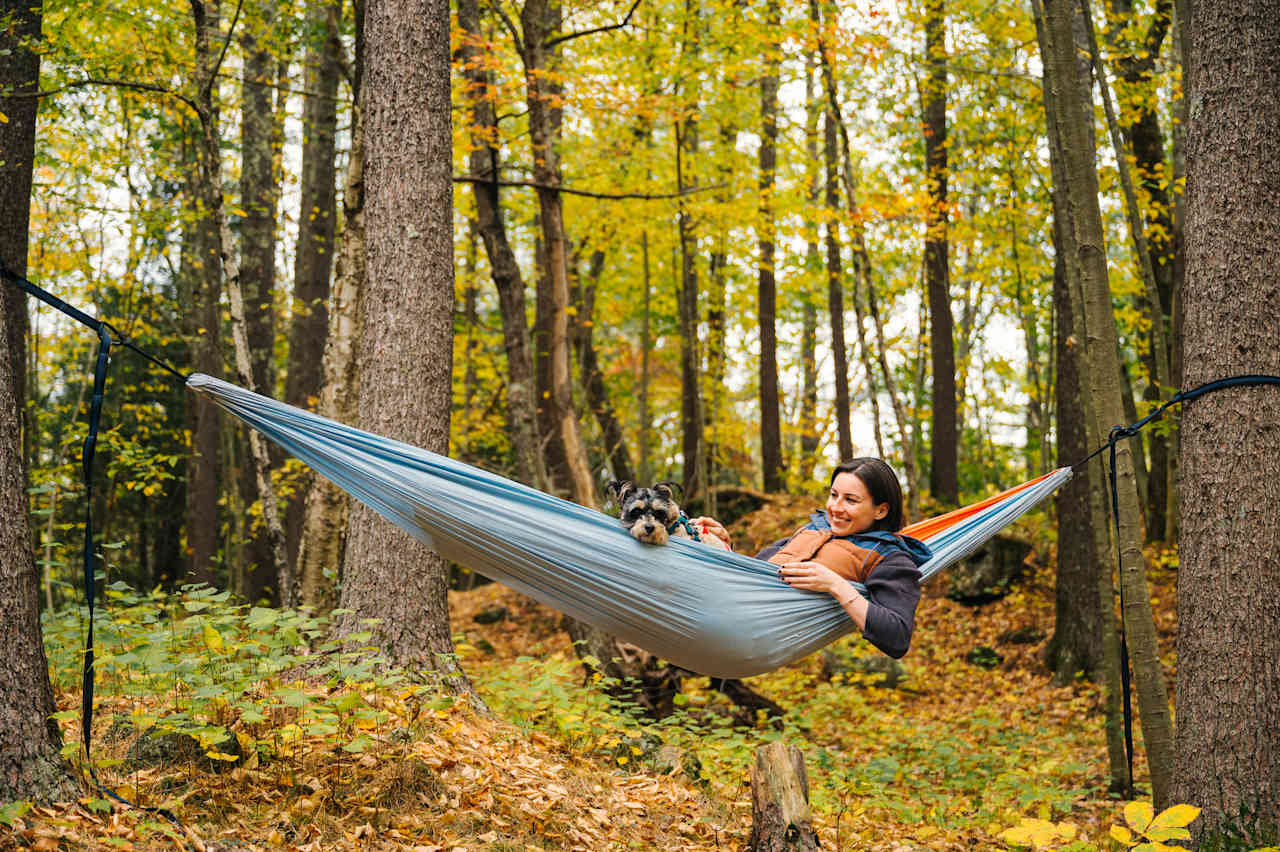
606 480 701 545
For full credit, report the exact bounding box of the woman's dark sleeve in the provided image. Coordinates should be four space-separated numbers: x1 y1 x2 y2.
859 551 923 659
752 537 791 561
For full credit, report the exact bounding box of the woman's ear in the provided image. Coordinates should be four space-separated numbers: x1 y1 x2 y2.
874 502 889 520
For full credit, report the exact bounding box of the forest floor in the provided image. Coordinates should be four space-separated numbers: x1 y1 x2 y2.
6 499 1179 852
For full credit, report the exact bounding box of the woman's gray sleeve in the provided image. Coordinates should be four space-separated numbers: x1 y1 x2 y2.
860 552 923 659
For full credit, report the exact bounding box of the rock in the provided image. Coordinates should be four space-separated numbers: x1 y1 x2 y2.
126 727 243 773
472 605 508 625
651 744 705 782
821 647 908 689
946 535 1034 605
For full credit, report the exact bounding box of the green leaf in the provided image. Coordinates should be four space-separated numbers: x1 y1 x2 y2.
0 800 32 827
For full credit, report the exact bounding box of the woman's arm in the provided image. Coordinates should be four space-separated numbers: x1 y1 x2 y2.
779 553 921 658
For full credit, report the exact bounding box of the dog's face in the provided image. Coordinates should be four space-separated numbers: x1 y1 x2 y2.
608 480 684 545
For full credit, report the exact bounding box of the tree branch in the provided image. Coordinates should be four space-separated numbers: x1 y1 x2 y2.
17 78 201 118
485 0 524 55
544 0 642 48
453 173 720 200
201 0 246 103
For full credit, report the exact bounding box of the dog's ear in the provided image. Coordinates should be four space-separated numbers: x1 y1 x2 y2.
654 480 682 500
607 480 634 505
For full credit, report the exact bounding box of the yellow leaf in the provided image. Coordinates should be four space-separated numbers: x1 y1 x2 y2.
0 111 8 123
203 623 225 654
1126 801 1156 833
1112 824 1135 844
616 756 628 765
1149 804 1201 832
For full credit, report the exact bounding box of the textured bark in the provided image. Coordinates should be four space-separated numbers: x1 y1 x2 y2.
237 0 284 602
748 743 820 852
456 0 546 489
799 56 821 473
1173 0 1280 840
333 0 468 686
757 0 783 493
0 0 76 800
521 0 596 509
823 104 855 462
577 250 634 483
285 0 343 569
298 62 364 614
675 5 705 499
923 0 957 507
1042 0 1173 806
184 0 226 587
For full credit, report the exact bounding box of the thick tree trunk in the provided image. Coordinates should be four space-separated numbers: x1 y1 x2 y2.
1041 0 1173 806
924 0 957 507
285 0 342 570
0 0 76 802
748 743 820 852
757 0 783 493
332 0 468 687
456 0 546 489
298 74 364 614
185 0 226 588
521 0 596 509
1173 0 1280 840
238 0 283 603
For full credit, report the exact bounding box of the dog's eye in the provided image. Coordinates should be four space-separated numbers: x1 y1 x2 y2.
626 508 645 520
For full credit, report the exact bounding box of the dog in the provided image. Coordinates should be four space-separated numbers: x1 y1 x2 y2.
607 480 703 545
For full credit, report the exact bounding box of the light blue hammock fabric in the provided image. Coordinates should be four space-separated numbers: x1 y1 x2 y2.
189 374 1073 678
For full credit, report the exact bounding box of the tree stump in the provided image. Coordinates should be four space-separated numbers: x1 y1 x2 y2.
748 742 820 851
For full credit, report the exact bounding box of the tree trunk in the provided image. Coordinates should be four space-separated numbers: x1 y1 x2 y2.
0 0 77 802
238 0 283 603
298 45 364 613
286 0 343 570
798 52 821 475
823 102 855 462
757 0 783 493
456 0 546 489
184 0 227 588
924 0 957 507
521 0 596 509
577 250 634 483
748 743 820 852
1041 0 1173 806
332 0 469 689
675 38 704 499
1173 0 1280 840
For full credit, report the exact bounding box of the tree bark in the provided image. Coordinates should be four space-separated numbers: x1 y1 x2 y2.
675 27 705 498
748 743 820 852
923 0 957 507
0 0 77 803
456 0 547 489
521 0 596 509
1173 0 1280 840
757 0 783 493
823 103 855 463
1041 0 1173 806
576 250 634 483
285 0 343 570
332 0 469 688
298 44 364 613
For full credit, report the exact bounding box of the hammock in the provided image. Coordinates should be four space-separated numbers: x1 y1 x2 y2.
189 374 1071 678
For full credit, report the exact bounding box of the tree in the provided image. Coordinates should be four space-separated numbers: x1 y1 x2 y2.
331 0 466 683
0 0 76 802
757 0 783 493
1173 0 1280 840
923 0 957 507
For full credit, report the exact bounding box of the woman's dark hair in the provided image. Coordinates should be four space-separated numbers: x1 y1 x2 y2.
829 457 905 532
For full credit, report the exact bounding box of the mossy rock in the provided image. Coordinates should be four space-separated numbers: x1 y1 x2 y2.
125 728 244 773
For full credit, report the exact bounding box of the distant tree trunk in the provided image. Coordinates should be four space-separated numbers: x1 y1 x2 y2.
799 55 821 476
577 249 634 482
332 0 470 689
1033 0 1129 788
457 0 546 489
185 0 227 587
521 0 596 509
638 229 652 483
298 50 364 614
238 0 283 603
757 0 783 493
1041 0 1173 806
0 0 76 802
1174 0 1280 840
675 47 704 499
706 113 737 503
286 0 342 569
823 104 854 463
923 0 957 507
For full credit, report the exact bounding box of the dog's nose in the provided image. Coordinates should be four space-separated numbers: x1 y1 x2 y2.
644 523 654 533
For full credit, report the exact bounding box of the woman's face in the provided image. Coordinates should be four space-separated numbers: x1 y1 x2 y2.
826 472 889 536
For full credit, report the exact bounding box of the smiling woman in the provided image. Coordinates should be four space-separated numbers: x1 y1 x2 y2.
755 459 932 659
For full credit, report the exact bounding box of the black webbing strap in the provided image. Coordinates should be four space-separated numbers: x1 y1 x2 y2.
1 259 183 826
1071 374 1280 791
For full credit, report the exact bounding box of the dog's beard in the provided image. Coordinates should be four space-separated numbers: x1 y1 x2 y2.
627 519 670 545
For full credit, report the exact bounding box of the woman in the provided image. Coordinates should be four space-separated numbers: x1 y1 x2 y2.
693 458 931 659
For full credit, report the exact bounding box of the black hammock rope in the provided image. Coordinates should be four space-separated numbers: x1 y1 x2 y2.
3 259 1280 817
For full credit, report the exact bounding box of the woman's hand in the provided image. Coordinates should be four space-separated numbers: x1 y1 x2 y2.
689 516 732 549
778 560 844 595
